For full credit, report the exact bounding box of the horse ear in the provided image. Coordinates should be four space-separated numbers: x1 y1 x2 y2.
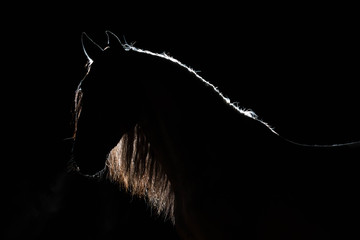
81 32 104 63
105 31 125 52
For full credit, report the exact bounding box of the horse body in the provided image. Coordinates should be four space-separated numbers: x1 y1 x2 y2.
72 32 359 239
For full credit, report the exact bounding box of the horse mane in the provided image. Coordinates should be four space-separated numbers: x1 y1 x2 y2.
106 123 175 223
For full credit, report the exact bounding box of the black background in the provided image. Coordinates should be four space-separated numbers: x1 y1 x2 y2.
4 4 359 239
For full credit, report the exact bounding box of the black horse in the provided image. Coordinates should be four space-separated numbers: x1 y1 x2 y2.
71 31 359 239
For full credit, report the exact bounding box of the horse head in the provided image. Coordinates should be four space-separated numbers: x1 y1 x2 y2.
71 32 146 176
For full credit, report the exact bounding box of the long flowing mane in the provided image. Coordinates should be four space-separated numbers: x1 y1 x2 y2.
106 123 175 222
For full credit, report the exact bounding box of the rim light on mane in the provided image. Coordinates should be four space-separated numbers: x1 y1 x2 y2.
117 33 278 135
80 31 277 134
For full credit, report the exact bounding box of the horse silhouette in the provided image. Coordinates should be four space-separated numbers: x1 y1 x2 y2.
70 31 359 239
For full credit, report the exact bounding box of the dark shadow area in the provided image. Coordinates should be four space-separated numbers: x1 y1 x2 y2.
5 5 359 239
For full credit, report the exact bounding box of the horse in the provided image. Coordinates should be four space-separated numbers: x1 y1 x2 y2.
70 31 359 239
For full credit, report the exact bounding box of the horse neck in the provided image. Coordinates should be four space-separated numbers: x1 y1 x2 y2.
139 59 276 191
